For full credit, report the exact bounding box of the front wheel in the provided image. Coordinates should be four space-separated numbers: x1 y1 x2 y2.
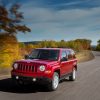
48 72 59 91
69 68 76 81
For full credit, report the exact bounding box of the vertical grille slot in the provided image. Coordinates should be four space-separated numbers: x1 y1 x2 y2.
18 63 35 72
23 65 25 71
26 65 28 71
20 64 22 70
35 66 37 72
29 65 31 71
32 66 34 72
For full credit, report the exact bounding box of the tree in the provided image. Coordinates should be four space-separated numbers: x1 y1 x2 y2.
58 40 67 48
0 4 31 68
0 4 31 34
0 34 20 67
96 40 100 51
97 40 100 45
75 39 91 50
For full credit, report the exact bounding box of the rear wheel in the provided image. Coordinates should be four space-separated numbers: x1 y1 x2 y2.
69 68 76 81
48 72 59 91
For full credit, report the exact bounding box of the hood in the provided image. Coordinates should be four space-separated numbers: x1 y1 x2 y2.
15 59 59 66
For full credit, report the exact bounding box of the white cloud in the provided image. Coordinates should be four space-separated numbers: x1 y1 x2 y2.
21 5 100 31
51 1 83 7
18 2 100 44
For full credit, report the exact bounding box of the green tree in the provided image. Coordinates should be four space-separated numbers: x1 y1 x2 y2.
39 40 48 48
97 40 100 45
58 40 67 48
74 39 91 50
96 40 100 51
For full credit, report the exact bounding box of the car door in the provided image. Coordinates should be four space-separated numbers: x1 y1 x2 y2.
60 50 70 75
66 50 74 73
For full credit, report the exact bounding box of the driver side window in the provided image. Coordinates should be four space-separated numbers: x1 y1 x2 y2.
61 50 67 61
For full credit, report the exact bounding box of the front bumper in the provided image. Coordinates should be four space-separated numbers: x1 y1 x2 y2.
11 74 52 84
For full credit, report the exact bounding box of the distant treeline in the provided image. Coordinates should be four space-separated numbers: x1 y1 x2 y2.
19 39 92 54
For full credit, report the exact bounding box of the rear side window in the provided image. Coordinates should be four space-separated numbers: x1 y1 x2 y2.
71 50 76 59
67 50 72 60
67 50 76 60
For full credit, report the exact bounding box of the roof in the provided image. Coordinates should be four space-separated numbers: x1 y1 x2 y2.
35 48 73 51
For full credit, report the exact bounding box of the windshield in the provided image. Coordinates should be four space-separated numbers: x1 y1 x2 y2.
28 49 59 60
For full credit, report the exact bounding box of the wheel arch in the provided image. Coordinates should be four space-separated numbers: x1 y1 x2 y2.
54 69 60 78
74 65 77 71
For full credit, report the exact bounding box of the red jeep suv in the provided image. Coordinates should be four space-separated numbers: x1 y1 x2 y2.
11 48 77 91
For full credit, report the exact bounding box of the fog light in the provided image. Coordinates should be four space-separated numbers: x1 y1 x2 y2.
32 78 36 82
16 76 19 79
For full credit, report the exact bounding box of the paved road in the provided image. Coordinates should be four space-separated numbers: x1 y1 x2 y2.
0 51 100 100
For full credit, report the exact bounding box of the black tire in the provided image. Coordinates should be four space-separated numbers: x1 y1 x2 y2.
48 72 59 91
69 68 76 81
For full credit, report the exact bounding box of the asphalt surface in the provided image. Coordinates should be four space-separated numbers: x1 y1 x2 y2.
0 51 100 100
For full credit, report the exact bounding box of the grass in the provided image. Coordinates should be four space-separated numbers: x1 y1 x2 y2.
0 67 11 75
76 50 94 63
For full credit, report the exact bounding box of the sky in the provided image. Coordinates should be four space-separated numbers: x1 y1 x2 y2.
0 0 100 45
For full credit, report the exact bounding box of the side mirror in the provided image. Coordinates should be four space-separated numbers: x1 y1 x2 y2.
60 57 68 62
24 55 29 59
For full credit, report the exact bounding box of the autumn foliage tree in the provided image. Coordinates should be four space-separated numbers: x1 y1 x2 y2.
0 4 30 34
0 34 20 67
0 4 31 68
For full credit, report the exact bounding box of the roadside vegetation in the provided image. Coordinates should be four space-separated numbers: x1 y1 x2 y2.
0 37 92 69
76 50 94 63
0 4 30 74
19 39 94 63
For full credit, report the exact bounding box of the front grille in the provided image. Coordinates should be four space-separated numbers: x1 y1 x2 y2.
18 63 36 72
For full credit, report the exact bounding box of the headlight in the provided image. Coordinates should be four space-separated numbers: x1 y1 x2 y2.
13 63 18 69
39 65 45 71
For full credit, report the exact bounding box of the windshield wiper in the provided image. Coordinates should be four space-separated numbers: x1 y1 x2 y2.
28 56 35 59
